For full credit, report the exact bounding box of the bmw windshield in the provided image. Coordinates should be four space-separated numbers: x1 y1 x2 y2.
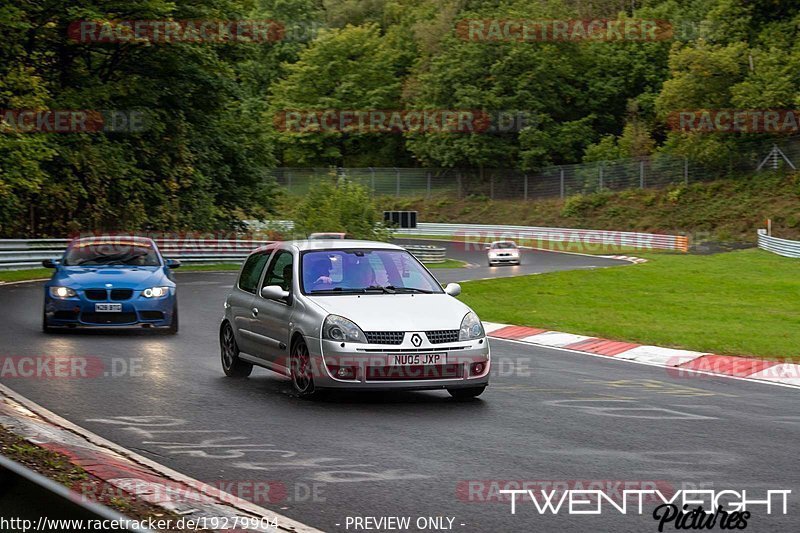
301 249 443 295
63 241 160 266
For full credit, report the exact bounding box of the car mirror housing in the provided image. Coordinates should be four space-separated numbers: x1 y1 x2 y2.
261 285 290 301
444 283 461 297
165 258 181 269
42 258 58 268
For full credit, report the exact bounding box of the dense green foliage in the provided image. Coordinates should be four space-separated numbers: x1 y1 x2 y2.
290 179 391 240
3 1 800 236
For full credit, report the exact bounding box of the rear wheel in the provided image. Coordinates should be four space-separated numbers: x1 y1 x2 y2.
447 386 486 400
290 337 319 399
220 322 252 378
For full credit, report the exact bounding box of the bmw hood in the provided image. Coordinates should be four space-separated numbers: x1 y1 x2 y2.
53 266 167 290
307 294 475 331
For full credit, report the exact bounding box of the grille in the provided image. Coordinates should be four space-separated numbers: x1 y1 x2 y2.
425 330 460 344
140 311 164 320
81 312 137 325
84 289 107 301
366 364 462 381
53 310 79 320
110 289 133 301
365 331 405 345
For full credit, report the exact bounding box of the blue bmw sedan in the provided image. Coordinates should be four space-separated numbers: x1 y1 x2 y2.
42 237 180 333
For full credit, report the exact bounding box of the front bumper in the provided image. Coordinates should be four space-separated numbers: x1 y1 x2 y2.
307 336 491 391
44 292 175 328
488 255 520 264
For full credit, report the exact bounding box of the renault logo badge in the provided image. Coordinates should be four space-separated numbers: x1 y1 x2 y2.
410 333 423 347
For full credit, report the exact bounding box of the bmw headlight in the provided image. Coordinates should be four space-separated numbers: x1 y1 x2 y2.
142 286 170 298
459 311 485 341
49 286 76 299
323 315 367 343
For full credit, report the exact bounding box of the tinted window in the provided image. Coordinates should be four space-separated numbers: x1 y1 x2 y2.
63 241 160 266
238 253 270 294
492 242 516 249
301 249 442 294
262 251 294 292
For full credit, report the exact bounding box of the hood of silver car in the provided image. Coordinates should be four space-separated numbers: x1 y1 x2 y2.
307 293 473 331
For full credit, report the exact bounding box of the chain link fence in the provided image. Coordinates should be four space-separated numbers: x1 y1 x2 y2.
269 135 800 200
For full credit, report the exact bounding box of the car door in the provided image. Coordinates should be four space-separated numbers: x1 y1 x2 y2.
250 248 296 367
229 250 273 356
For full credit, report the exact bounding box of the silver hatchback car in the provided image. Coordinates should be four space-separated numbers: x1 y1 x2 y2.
220 240 490 399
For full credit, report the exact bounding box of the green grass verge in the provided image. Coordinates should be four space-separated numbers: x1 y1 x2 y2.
461 248 800 361
0 263 243 283
425 258 467 269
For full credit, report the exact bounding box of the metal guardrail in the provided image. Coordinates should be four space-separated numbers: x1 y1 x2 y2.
757 229 800 258
0 454 151 532
0 239 272 270
394 223 689 252
403 244 447 264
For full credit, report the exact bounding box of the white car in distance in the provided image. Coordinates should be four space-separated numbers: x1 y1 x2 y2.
486 241 521 266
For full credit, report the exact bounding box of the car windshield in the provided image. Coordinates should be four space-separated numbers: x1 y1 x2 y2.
492 242 516 249
63 241 160 266
301 249 443 294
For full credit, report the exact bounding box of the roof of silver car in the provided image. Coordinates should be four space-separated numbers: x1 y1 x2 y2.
253 239 403 253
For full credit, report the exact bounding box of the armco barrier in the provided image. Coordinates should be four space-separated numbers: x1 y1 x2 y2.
0 239 272 270
394 223 689 252
402 244 447 263
757 229 800 258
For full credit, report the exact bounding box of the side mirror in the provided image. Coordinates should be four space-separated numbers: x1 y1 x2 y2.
165 258 181 269
261 285 290 301
444 283 461 297
484 245 491 250
42 259 58 268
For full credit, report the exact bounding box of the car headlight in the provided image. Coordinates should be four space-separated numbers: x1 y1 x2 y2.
49 286 76 299
323 315 367 343
459 311 485 341
142 286 170 298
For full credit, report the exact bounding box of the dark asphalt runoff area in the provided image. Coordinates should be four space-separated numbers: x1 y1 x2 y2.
0 247 797 532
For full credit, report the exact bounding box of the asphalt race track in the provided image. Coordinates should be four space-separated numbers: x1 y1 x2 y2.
394 238 627 281
0 247 798 532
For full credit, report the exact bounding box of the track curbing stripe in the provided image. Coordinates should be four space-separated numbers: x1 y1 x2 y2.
0 383 323 533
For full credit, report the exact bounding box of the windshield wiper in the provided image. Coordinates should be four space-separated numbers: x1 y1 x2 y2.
364 285 396 294
390 286 433 294
308 287 365 294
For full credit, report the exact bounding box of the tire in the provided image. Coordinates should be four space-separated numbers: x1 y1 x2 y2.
167 302 179 334
447 386 486 400
488 261 495 267
290 337 319 399
220 322 253 378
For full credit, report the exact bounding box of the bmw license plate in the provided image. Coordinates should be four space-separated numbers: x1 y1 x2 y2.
95 303 122 312
390 353 446 366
